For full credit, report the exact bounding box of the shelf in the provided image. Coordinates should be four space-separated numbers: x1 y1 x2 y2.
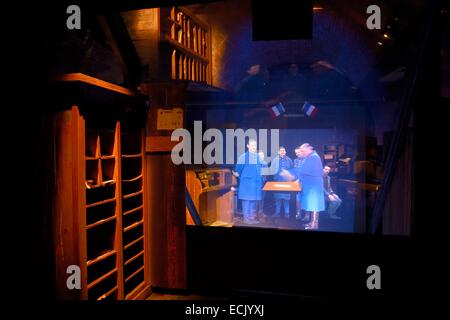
86 155 115 160
86 179 116 189
164 35 209 63
125 282 146 300
97 286 118 300
125 266 145 283
87 250 116 267
53 73 136 96
87 216 116 230
101 155 116 160
122 153 142 159
123 205 144 216
124 220 143 233
124 251 144 266
122 175 142 183
124 236 144 250
86 197 116 209
123 190 143 200
87 268 117 290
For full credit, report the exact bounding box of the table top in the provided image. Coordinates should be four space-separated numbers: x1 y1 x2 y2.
262 181 302 191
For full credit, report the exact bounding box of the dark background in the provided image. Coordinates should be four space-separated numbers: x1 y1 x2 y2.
8 0 449 309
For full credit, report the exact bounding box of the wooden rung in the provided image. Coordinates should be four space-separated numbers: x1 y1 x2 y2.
87 250 116 267
124 220 143 233
124 236 144 250
125 266 145 283
122 153 142 159
125 282 146 300
87 268 117 290
101 155 115 160
86 197 116 208
123 190 143 199
123 205 144 216
97 286 118 300
86 180 116 190
124 251 144 266
86 216 116 230
86 156 99 161
123 175 142 183
53 73 135 96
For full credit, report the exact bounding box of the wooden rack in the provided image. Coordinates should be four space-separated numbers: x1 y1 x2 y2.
163 7 211 83
49 73 149 300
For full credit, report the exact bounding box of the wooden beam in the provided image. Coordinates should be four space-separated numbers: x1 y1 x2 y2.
53 73 136 96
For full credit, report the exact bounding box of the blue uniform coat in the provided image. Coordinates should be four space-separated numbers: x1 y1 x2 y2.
235 151 262 201
296 151 325 212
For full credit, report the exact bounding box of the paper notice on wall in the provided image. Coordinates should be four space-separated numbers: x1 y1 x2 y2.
156 108 184 130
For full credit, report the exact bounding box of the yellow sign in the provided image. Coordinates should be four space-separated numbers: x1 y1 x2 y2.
156 108 184 130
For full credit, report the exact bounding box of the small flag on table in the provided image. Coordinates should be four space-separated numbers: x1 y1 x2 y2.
269 102 286 118
302 101 318 118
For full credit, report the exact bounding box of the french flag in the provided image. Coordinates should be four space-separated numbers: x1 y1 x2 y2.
269 102 285 118
302 101 318 118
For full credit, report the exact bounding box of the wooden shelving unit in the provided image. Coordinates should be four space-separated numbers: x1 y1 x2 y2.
120 130 146 299
323 144 355 174
84 126 147 300
49 73 149 300
323 144 339 173
163 7 211 83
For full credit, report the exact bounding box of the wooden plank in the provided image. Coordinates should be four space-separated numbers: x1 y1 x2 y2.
125 282 150 300
146 155 168 288
124 251 144 266
123 205 144 216
124 220 144 233
97 286 118 300
123 174 143 183
124 235 144 250
115 121 125 299
73 106 88 299
145 135 180 153
125 266 145 283
54 108 77 299
142 130 151 290
163 35 209 63
123 190 144 199
86 197 116 209
101 155 116 160
122 153 143 159
167 159 187 289
87 250 116 267
86 216 116 230
53 73 135 96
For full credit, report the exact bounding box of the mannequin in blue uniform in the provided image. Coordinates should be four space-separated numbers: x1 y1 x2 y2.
257 150 268 220
281 143 325 230
293 146 306 221
271 146 293 218
235 139 262 224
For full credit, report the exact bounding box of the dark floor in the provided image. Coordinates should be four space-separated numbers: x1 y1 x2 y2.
229 196 355 232
147 293 211 300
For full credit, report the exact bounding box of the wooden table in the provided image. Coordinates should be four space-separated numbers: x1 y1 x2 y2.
262 181 302 192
